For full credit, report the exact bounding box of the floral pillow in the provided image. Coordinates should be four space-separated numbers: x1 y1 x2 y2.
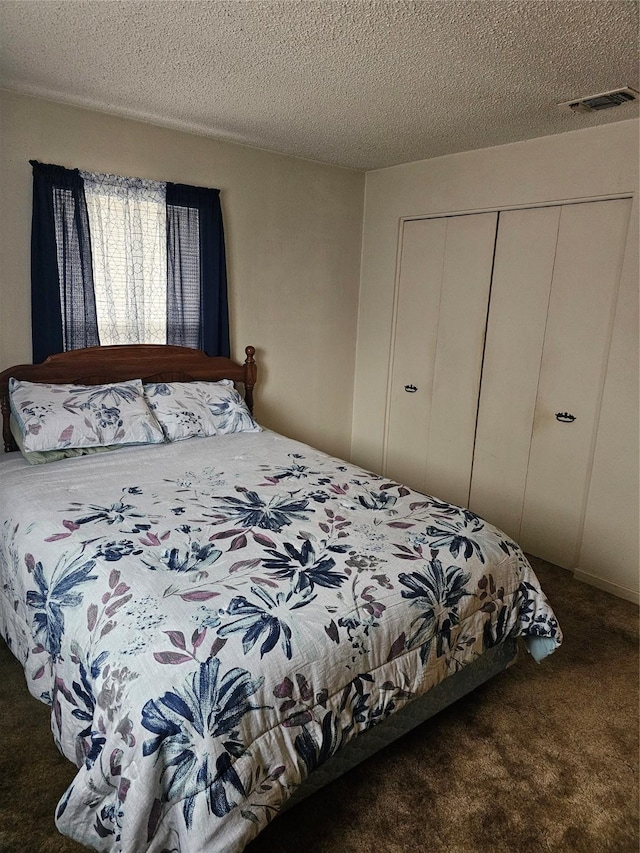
9 414 119 465
143 381 261 442
9 378 165 452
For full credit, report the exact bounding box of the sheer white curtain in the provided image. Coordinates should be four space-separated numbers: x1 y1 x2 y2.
81 172 167 345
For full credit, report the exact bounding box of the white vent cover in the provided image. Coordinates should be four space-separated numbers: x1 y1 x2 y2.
559 87 639 113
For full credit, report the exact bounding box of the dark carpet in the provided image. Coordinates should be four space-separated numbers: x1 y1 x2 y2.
0 558 637 853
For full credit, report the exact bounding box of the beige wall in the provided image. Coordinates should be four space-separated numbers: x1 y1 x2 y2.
353 120 639 599
0 90 364 459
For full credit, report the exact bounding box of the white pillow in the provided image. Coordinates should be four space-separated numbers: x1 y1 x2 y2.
143 381 261 442
9 414 119 464
9 378 165 452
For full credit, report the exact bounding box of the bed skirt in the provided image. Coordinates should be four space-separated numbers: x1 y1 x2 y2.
282 637 518 812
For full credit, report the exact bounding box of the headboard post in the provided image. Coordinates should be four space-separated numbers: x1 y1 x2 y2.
243 346 257 414
1 395 14 453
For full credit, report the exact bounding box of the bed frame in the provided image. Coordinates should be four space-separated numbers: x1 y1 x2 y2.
0 342 519 818
0 344 257 454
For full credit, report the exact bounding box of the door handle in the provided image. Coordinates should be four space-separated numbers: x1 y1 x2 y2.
555 412 576 423
404 384 418 393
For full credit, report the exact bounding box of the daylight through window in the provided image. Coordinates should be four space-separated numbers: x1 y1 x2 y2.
82 173 168 345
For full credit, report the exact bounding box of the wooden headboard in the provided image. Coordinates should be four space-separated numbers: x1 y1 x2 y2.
0 344 257 453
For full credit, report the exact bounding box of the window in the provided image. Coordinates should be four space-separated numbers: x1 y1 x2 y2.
30 161 230 363
82 173 168 346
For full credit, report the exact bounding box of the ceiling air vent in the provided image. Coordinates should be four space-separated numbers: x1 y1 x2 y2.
559 87 639 113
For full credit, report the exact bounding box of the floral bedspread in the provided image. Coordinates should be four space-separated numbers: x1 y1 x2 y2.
0 431 561 852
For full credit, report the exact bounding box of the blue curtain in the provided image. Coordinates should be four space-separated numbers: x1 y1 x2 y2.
30 163 230 362
166 183 230 358
30 161 99 363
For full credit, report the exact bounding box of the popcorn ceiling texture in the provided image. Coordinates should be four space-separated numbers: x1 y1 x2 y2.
0 0 638 170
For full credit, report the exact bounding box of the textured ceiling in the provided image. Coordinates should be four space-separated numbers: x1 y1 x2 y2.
0 0 638 171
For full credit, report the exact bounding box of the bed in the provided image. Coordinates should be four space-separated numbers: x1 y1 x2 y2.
0 344 561 853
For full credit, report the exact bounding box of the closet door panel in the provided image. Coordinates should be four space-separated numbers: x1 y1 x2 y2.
385 213 497 504
519 199 631 567
385 218 447 491
469 206 560 540
425 212 498 507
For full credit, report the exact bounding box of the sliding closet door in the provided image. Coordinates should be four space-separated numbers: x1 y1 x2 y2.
470 198 631 568
385 212 497 505
468 206 560 541
384 218 446 491
518 198 631 567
